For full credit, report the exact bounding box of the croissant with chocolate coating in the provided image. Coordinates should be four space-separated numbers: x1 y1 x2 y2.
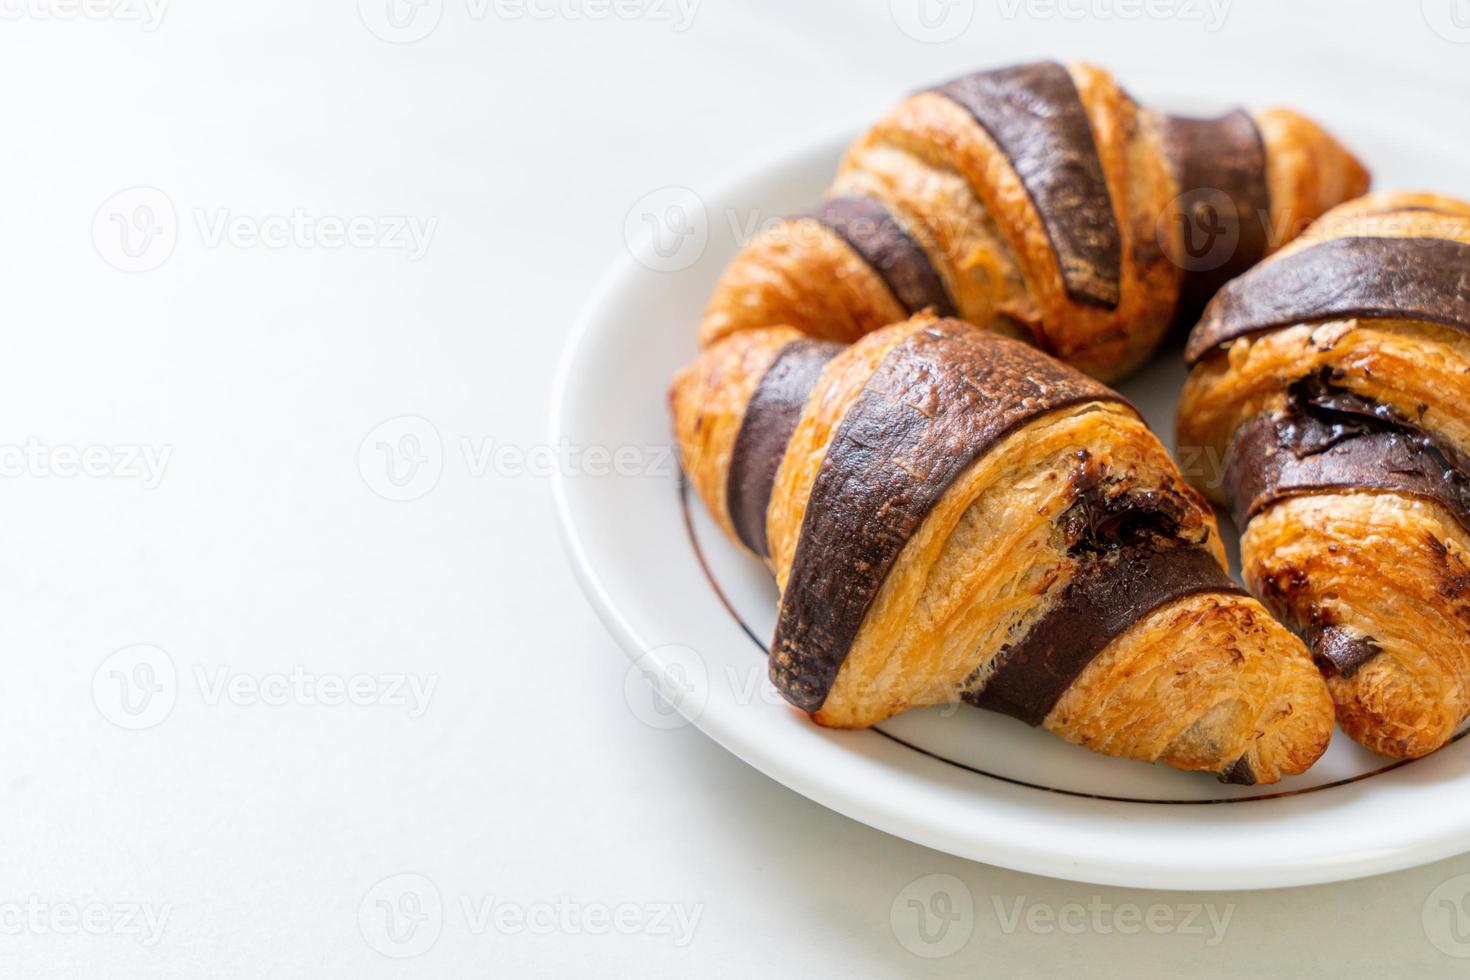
1179 191 1470 760
672 315 1333 783
699 61 1368 381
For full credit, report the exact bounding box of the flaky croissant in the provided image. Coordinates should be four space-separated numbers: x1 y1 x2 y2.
672 315 1332 783
1179 192 1470 760
699 61 1368 381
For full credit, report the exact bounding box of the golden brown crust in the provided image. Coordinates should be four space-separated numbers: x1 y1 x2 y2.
1296 189 1470 244
697 221 906 346
1065 62 1180 379
1242 494 1470 759
812 397 1169 728
674 315 1332 782
1051 592 1333 782
830 132 1026 341
811 73 1175 380
767 321 914 587
1178 319 1470 505
698 63 1366 381
1253 108 1371 252
1178 191 1470 759
668 327 804 545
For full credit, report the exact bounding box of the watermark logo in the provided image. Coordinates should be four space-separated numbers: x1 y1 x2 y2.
1161 187 1243 274
889 0 974 43
624 186 707 273
359 873 444 959
622 644 708 731
359 416 444 502
1424 873 1470 958
1423 0 1470 43
92 645 178 731
358 0 444 43
891 874 974 958
93 187 177 273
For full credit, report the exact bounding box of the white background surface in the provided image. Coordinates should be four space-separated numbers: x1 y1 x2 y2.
3 0 1470 976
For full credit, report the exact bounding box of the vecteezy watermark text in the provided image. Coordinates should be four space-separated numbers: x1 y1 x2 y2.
92 645 438 730
358 873 702 959
93 187 437 273
997 0 1230 30
0 0 168 30
0 439 171 489
358 416 676 502
620 645 972 732
990 895 1233 943
358 0 699 44
193 209 435 260
0 897 171 947
890 875 1233 958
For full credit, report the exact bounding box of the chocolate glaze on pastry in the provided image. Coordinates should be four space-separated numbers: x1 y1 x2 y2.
1186 236 1470 364
700 61 1367 382
933 62 1123 309
972 542 1243 725
1224 373 1470 535
1218 756 1256 786
972 453 1243 726
1177 191 1470 760
771 318 1129 711
726 339 842 557
674 316 1335 782
1162 110 1270 324
1304 625 1382 681
1220 374 1470 687
803 196 957 317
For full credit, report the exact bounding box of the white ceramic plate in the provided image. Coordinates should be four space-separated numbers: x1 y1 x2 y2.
553 82 1470 890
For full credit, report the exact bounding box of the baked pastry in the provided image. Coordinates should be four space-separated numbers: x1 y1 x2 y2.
672 315 1333 783
1178 191 1470 759
699 60 1368 381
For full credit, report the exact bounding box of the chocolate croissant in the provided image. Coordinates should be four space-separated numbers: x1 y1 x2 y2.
699 61 1368 381
672 315 1333 783
1179 192 1470 760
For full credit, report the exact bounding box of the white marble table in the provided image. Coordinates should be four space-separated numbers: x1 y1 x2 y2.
3 0 1469 974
